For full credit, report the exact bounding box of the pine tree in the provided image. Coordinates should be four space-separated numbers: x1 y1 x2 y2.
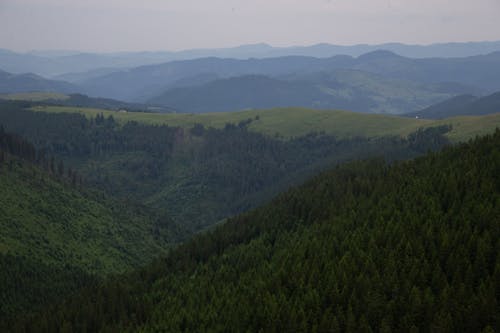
57 160 64 177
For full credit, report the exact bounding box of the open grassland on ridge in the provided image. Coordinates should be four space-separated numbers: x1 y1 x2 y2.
29 105 500 142
0 92 69 102
433 113 500 142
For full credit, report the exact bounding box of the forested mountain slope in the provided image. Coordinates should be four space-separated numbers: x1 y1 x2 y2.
0 102 452 231
147 71 463 114
79 51 500 102
0 128 179 321
12 129 500 332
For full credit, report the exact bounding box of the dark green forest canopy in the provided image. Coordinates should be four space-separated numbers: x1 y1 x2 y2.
11 129 499 332
0 129 181 322
0 101 452 231
0 100 451 327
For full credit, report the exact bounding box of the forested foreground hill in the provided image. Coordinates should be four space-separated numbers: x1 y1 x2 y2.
0 128 181 321
0 102 453 231
12 130 499 332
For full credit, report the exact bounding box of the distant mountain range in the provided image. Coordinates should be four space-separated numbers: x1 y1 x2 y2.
3 48 500 114
2 40 500 77
407 92 500 119
80 51 500 102
0 69 79 94
148 72 469 114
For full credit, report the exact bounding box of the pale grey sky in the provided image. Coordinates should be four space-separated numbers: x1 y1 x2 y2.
1 0 499 52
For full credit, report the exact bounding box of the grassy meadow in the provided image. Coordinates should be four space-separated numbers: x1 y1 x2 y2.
28 105 500 142
0 92 69 102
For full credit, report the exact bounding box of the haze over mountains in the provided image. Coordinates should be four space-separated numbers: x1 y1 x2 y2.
1 37 499 331
0 69 79 94
406 92 500 119
3 40 500 77
3 43 500 114
147 72 468 114
80 51 464 100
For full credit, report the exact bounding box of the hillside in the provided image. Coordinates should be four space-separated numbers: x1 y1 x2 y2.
27 104 500 142
0 102 454 232
77 51 500 103
148 71 463 114
0 159 175 275
148 75 329 113
12 129 500 332
0 92 69 102
0 129 179 319
0 92 173 113
408 91 500 119
47 93 160 112
2 50 500 115
0 69 79 94
78 56 332 101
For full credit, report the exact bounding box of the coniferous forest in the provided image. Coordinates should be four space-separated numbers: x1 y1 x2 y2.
0 101 450 231
2 122 498 331
0 127 181 322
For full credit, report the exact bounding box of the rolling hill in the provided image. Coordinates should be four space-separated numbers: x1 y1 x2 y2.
407 91 500 119
3 100 498 237
0 92 173 112
148 75 330 113
10 128 499 332
77 51 500 103
0 79 498 331
148 70 469 114
0 69 80 94
0 102 456 232
0 92 69 102
4 50 499 115
26 104 500 142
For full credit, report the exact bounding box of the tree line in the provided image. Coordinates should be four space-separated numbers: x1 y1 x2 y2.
0 124 81 185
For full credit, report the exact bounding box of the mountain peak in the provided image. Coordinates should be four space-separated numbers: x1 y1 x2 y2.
357 49 403 60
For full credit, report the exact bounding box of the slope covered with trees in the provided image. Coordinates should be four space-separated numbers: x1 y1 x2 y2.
0 101 451 231
0 128 180 321
147 71 461 114
11 129 499 332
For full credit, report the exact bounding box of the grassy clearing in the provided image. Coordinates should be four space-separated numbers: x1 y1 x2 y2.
28 105 500 142
434 113 500 142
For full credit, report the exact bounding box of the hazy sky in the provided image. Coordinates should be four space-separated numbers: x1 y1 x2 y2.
1 0 500 52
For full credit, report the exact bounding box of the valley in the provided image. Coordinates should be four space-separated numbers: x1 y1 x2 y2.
1 15 499 330
0 102 456 231
7 126 499 332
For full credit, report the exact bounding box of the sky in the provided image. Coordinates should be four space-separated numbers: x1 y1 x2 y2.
1 0 500 52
